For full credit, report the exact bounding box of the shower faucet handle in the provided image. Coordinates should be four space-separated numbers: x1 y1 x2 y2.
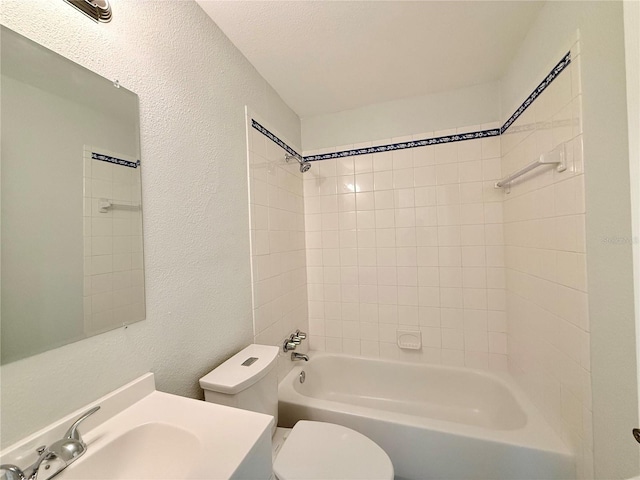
284 330 307 352
289 333 302 345
283 339 297 352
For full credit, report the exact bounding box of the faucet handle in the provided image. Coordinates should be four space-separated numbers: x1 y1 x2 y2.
283 341 297 352
295 330 307 340
64 406 100 442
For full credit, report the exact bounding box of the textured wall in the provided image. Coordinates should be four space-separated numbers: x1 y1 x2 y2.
0 0 299 448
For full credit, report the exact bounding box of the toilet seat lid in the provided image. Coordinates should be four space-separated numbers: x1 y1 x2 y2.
273 421 394 480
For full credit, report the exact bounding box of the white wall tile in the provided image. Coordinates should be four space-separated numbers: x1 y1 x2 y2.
393 168 414 189
303 122 509 376
500 60 590 476
247 119 309 383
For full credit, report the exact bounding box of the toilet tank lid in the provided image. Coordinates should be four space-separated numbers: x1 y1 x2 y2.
199 344 279 394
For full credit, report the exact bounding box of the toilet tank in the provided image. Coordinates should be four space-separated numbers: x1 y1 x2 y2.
199 344 279 431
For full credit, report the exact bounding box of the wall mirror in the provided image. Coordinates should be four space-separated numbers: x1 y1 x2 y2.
1 26 145 364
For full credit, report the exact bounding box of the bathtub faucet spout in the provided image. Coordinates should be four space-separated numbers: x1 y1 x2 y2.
291 352 309 361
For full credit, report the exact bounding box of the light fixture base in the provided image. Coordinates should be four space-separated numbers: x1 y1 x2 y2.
63 0 112 23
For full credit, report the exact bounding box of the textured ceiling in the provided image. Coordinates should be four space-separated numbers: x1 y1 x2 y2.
197 1 545 118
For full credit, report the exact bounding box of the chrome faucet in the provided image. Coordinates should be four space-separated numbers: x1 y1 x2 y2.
1 406 100 480
291 352 309 361
283 330 308 353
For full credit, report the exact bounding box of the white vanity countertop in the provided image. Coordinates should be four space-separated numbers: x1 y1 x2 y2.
1 373 274 480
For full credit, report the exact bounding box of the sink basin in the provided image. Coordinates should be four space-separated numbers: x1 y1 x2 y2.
61 423 201 479
1 374 274 480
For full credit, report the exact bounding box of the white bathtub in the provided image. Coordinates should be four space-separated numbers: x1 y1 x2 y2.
278 352 574 480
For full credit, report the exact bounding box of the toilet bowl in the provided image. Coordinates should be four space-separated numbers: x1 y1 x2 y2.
199 344 393 480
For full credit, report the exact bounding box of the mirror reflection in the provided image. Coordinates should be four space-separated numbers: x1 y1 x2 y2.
1 26 145 364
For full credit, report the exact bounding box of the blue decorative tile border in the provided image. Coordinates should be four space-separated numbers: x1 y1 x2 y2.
500 51 571 134
251 119 303 160
92 152 140 169
251 51 571 163
303 129 500 162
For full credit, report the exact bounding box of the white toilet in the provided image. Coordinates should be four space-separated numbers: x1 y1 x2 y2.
199 344 394 480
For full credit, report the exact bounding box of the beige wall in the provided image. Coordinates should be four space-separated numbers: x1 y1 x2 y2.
0 0 300 448
624 2 640 443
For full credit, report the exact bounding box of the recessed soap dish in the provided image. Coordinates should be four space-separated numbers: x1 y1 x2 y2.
397 329 422 350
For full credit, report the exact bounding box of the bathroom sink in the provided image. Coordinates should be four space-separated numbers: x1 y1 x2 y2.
1 374 274 480
60 423 200 479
